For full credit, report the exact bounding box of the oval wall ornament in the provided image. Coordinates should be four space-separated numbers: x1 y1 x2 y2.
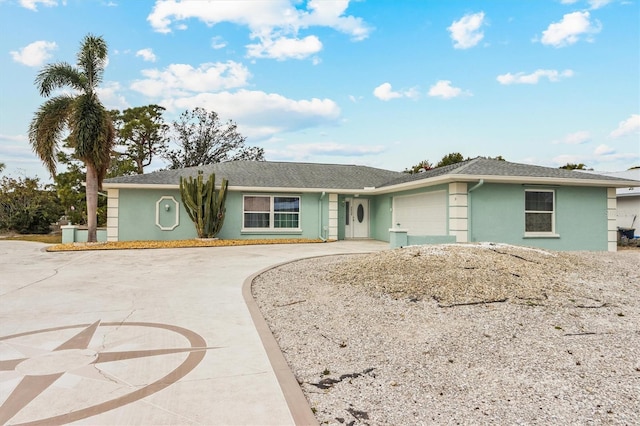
357 204 364 223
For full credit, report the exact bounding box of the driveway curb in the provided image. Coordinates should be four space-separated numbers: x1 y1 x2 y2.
242 260 320 426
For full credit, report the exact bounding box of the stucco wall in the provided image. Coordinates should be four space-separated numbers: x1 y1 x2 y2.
117 189 196 241
469 183 608 251
115 188 326 241
370 195 392 241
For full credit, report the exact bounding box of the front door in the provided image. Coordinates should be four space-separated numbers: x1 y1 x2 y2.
345 198 369 238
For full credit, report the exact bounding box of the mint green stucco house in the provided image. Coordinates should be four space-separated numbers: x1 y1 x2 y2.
101 158 638 251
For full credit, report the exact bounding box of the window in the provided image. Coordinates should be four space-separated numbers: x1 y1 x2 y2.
525 190 555 235
243 195 300 230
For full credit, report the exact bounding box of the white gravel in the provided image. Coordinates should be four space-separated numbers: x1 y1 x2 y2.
251 244 640 425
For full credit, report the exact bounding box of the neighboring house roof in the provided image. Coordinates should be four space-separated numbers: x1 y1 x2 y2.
103 157 639 193
584 169 640 197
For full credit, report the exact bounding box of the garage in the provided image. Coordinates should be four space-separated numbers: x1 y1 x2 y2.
393 190 447 236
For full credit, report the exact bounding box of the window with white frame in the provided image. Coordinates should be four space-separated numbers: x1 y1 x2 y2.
525 190 555 235
243 195 300 230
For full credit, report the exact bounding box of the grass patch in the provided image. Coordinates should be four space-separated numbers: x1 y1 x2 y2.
1 234 62 244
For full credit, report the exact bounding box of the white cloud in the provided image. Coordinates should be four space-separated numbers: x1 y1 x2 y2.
135 48 157 62
0 133 28 143
448 12 486 49
19 0 57 11
609 114 640 138
588 0 614 9
552 154 586 166
160 90 341 140
147 0 371 60
560 0 579 3
272 142 386 161
96 82 129 110
373 82 419 101
246 35 322 60
427 80 469 99
131 61 251 97
594 144 615 155
10 40 57 67
561 131 591 145
590 145 638 164
373 83 401 101
497 69 574 84
540 11 601 47
211 36 227 50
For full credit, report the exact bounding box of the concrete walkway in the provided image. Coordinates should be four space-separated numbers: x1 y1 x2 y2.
0 240 387 425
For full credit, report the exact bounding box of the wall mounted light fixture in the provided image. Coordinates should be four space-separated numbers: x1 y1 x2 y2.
164 204 170 211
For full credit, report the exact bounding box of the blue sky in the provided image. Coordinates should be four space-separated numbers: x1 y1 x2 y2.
1 0 638 181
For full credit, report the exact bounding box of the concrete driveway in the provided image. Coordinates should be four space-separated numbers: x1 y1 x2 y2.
0 240 387 425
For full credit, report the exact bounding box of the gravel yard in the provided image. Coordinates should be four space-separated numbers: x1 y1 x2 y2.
252 244 640 425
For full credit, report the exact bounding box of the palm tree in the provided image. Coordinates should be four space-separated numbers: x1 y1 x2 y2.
29 34 114 242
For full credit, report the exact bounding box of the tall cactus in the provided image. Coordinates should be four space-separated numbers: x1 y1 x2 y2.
179 170 228 238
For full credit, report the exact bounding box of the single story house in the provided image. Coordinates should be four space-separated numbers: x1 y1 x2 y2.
587 169 640 238
100 157 640 251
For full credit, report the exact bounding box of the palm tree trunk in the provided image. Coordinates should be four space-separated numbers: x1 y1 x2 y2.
86 164 99 242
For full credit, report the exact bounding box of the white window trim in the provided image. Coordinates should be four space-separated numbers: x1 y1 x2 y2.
242 194 302 232
524 189 559 237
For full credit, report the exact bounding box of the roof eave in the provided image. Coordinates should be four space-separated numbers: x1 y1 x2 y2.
103 183 179 190
102 176 638 193
372 175 639 193
102 183 381 194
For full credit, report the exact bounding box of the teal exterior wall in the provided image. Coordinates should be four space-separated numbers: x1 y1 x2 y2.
371 194 392 241
114 182 609 250
117 188 327 241
62 226 107 243
469 183 608 251
118 189 196 241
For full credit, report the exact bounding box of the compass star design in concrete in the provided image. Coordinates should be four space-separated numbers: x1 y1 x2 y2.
0 321 215 425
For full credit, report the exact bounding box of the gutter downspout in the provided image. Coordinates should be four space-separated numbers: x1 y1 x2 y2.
467 180 484 243
319 192 327 242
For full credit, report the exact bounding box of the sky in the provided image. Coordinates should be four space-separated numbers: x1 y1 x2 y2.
0 0 639 182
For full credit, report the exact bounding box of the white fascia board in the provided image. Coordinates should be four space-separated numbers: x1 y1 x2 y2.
102 183 180 190
103 176 639 193
230 186 378 194
372 175 640 194
101 183 376 194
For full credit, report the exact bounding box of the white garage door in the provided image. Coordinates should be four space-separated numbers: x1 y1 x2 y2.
393 191 447 235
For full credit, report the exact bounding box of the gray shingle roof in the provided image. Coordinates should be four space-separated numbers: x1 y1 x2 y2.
104 161 405 189
380 157 634 187
103 157 637 190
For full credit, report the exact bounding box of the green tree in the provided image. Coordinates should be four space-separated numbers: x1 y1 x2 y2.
111 105 168 174
54 156 86 225
0 162 5 173
0 176 64 234
54 144 128 227
29 34 114 242
403 160 433 174
436 152 466 168
164 107 264 169
559 163 588 170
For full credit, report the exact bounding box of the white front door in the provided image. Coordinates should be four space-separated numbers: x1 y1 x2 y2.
345 198 369 238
